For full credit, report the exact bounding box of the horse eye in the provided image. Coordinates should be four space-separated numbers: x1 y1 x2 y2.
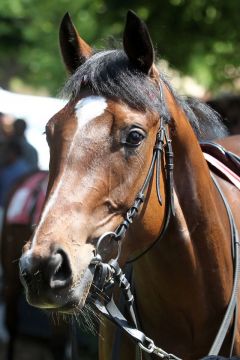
125 129 145 147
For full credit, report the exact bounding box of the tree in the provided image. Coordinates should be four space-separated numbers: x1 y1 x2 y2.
0 0 104 94
99 0 240 93
0 0 239 95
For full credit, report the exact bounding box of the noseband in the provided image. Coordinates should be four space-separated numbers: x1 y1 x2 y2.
92 116 174 277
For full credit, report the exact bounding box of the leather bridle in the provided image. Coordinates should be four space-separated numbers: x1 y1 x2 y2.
88 113 240 359
93 116 175 266
90 117 180 360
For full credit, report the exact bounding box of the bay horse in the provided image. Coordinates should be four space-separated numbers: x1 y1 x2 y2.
19 11 240 360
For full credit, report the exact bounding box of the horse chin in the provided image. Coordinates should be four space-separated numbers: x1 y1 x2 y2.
25 267 94 314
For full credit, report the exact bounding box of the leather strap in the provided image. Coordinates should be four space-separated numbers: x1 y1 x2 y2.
95 298 147 345
126 125 175 264
94 297 181 360
208 175 240 356
111 264 143 360
203 152 240 190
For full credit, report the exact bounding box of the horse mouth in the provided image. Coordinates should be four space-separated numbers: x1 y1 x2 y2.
24 267 94 313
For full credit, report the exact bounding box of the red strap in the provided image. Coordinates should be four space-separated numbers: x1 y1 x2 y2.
203 152 240 190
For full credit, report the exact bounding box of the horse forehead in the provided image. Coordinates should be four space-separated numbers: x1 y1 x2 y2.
73 96 151 127
74 95 108 128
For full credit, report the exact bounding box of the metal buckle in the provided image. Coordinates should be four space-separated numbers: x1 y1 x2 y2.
139 337 155 353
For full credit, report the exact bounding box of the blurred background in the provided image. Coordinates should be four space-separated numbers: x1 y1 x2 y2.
0 0 240 359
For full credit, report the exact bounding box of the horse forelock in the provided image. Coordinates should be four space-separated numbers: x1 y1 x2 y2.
61 49 166 116
61 48 227 141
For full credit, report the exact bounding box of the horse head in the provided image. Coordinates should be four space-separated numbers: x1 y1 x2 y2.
19 11 167 312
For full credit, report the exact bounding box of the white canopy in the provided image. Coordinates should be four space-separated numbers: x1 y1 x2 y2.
0 88 66 169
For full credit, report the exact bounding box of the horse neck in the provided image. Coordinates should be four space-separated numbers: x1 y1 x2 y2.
131 87 233 356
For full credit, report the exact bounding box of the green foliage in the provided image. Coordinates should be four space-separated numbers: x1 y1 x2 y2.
0 0 239 95
100 0 240 93
0 0 105 94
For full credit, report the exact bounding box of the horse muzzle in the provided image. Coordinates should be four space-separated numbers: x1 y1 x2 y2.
19 247 94 311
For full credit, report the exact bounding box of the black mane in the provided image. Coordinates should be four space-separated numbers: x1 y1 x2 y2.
62 49 227 140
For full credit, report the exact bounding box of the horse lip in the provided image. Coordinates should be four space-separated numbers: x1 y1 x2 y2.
24 266 94 312
70 267 94 305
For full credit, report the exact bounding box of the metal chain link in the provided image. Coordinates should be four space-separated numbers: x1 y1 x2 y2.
138 338 182 360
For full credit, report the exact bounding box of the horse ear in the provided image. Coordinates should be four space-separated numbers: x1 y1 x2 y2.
123 10 154 75
59 12 92 74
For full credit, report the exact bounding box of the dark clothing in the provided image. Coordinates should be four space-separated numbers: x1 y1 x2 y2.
18 137 38 170
0 158 31 206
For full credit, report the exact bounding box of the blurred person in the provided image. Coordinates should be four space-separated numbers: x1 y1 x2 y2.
0 140 32 208
0 113 12 232
12 118 38 170
0 112 14 138
0 112 6 168
0 112 6 141
0 112 10 166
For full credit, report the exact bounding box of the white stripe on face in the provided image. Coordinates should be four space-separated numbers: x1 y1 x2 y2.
30 95 108 249
75 96 107 128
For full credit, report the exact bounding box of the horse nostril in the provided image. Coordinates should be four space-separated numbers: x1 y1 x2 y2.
49 249 72 289
19 255 35 286
19 249 72 291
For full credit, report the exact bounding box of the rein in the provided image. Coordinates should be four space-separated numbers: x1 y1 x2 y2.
89 117 240 359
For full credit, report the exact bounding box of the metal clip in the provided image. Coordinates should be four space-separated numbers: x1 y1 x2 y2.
139 337 155 354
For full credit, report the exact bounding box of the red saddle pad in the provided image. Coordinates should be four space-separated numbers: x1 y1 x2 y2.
6 171 48 226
